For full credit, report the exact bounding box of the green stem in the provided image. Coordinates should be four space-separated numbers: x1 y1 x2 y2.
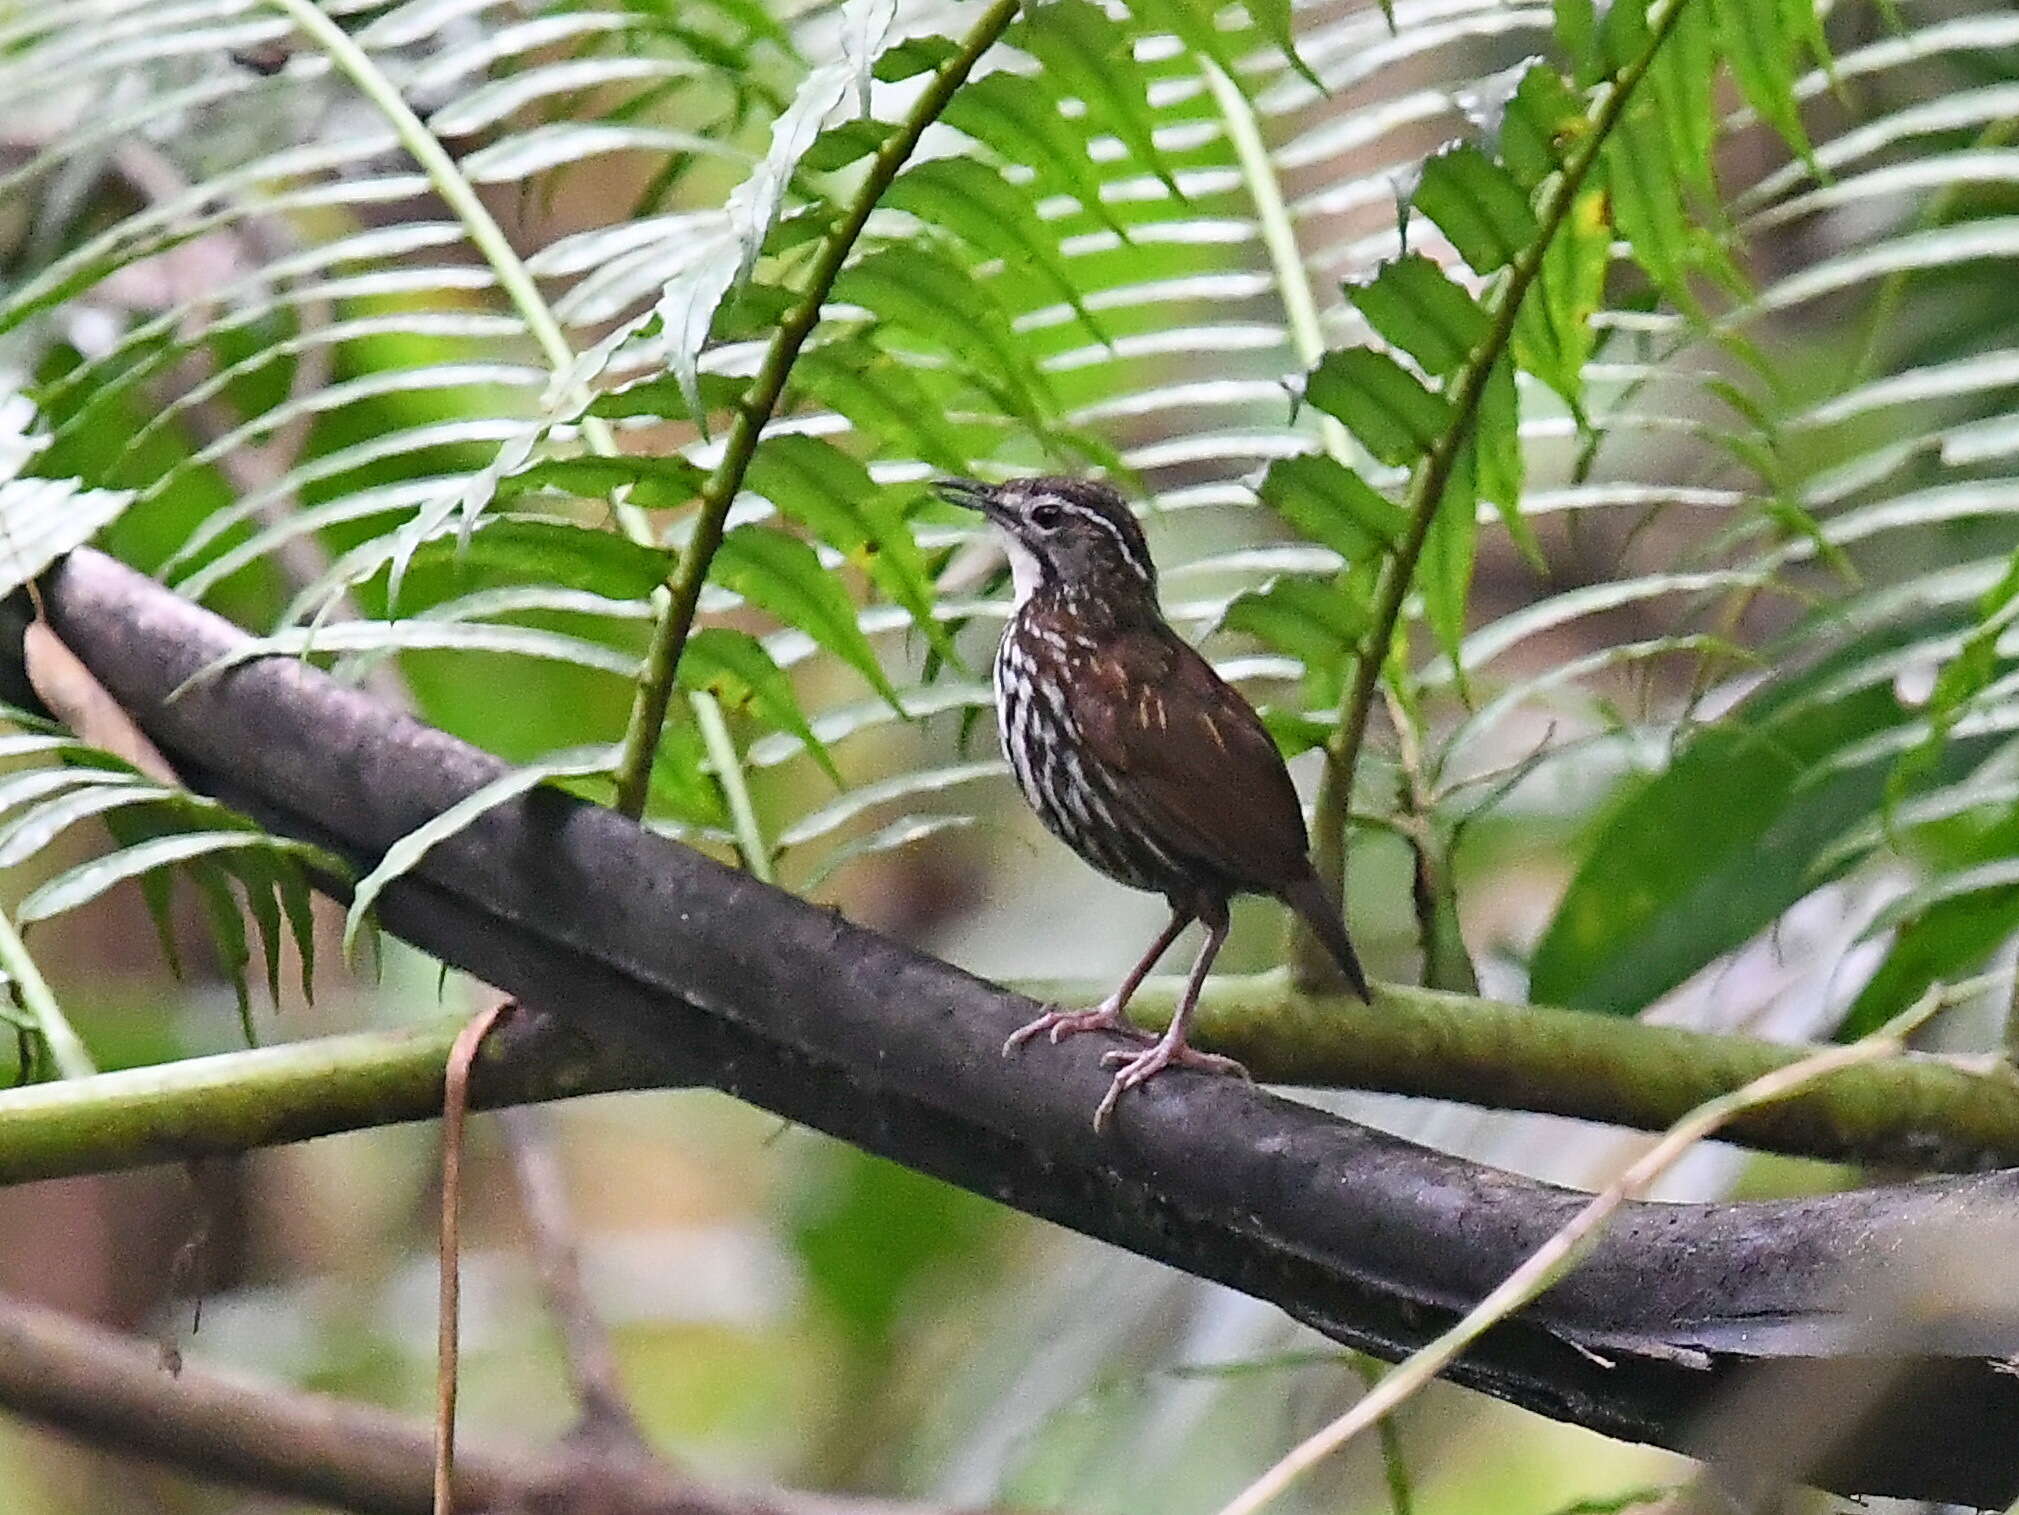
4 973 2019 1186
1350 1356 1415 1515
1297 0 1701 985
264 0 604 437
0 909 94 1079
1200 58 1357 467
609 0 1026 818
268 0 738 821
693 690 772 882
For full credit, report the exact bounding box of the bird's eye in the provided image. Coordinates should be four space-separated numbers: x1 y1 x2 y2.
1029 502 1065 530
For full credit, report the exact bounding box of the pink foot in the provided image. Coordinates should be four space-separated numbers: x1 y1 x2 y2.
1092 1040 1250 1131
1002 1002 1151 1058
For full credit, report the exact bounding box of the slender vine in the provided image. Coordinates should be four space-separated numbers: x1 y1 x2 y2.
1296 0 1702 984
609 0 1025 817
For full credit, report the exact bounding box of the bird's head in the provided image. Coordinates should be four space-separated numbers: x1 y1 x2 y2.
935 476 1156 609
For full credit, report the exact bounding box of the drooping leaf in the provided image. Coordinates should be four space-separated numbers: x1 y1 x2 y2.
790 340 981 473
1419 443 1480 676
872 35 959 82
885 157 1104 338
1710 0 1820 170
712 525 902 708
587 371 749 422
343 748 620 959
1475 358 1540 569
741 436 956 661
1647 0 1718 197
1530 622 2002 1015
833 244 1057 429
1218 573 1369 706
394 514 677 600
1601 104 1701 311
1511 186 1611 409
678 627 841 785
1243 0 1324 91
1842 817 2019 1040
19 830 346 928
191 860 256 1040
0 397 134 595
940 70 1116 230
1013 0 1175 195
1129 0 1240 83
0 780 162 871
1883 550 2019 815
497 455 706 512
1499 63 1584 191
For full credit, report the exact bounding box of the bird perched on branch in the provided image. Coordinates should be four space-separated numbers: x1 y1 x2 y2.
938 475 1369 1129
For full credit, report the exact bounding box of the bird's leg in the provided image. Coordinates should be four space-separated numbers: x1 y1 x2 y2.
1003 909 1192 1056
1094 912 1247 1131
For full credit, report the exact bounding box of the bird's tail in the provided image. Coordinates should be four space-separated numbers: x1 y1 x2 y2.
1279 870 1371 1001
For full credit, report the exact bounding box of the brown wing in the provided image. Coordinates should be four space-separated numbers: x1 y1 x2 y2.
1069 626 1312 891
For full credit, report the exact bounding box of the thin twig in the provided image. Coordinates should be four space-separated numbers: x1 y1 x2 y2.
1298 0 1707 983
609 0 1026 817
495 1104 655 1459
1211 983 1959 1515
436 997 512 1515
0 1279 987 1515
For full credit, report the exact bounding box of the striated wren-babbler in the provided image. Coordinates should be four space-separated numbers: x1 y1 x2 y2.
939 475 1369 1129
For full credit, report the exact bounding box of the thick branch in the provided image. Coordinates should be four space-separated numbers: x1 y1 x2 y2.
0 1284 973 1515
13 548 2019 1508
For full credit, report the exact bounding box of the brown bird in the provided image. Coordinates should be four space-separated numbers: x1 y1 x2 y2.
939 475 1369 1129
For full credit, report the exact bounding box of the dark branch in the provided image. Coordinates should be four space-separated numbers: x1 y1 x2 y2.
15 549 2019 1508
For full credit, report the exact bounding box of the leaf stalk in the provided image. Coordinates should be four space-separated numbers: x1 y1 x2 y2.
610 0 1026 817
0 908 94 1080
1296 0 1703 984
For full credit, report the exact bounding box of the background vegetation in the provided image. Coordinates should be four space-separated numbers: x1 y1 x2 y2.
1 0 2018 1509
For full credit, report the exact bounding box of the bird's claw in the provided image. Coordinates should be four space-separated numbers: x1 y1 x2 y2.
1001 1002 1150 1058
1091 1041 1251 1131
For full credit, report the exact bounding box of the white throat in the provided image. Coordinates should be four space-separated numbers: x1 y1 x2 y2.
1002 532 1044 609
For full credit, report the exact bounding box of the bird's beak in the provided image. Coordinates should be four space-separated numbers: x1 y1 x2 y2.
934 477 1004 522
